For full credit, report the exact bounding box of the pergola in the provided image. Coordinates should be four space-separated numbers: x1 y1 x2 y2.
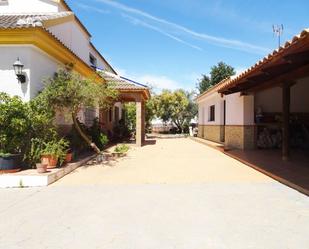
102 72 151 147
218 29 309 160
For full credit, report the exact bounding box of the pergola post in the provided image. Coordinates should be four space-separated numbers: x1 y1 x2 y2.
136 100 145 147
282 84 291 161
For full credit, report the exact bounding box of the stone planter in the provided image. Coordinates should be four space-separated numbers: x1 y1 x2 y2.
41 155 58 169
36 163 47 174
0 154 22 173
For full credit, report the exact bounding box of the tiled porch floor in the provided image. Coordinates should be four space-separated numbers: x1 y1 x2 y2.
225 149 309 195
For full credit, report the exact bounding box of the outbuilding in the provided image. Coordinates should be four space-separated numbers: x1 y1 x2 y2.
197 28 309 161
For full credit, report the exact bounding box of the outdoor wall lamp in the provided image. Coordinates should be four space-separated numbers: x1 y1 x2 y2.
13 58 26 83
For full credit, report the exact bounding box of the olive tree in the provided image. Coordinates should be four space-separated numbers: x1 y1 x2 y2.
40 68 118 153
154 89 197 133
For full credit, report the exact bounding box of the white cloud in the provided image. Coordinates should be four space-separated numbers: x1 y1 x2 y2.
76 2 110 14
115 68 183 92
77 2 202 51
94 0 270 54
235 67 247 75
137 75 181 91
122 14 203 51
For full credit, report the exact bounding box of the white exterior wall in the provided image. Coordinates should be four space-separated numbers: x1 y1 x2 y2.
225 93 254 125
48 22 113 72
225 93 243 125
0 0 61 13
1 0 114 74
89 46 109 71
0 45 58 101
48 21 90 65
0 0 120 130
197 92 225 125
29 47 58 98
0 46 31 101
255 76 309 113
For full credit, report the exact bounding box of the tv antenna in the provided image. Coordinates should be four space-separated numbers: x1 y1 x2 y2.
272 24 284 49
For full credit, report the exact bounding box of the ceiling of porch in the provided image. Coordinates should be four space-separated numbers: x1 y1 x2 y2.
218 28 309 95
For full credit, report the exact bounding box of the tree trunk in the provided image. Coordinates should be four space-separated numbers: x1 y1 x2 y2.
71 112 101 154
173 120 183 134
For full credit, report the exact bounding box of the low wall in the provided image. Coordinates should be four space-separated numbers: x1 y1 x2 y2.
225 125 255 149
198 125 223 143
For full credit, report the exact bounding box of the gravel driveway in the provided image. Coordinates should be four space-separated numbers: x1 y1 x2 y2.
0 138 308 249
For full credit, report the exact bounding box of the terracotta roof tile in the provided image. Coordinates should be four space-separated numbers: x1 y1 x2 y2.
101 71 148 90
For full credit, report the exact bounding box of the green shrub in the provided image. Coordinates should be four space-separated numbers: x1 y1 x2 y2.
0 92 59 167
41 138 69 165
66 122 90 153
0 93 30 155
114 144 129 153
99 133 109 149
112 118 130 141
29 137 69 166
87 118 109 150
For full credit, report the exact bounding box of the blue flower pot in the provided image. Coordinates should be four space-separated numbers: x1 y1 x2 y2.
0 154 22 173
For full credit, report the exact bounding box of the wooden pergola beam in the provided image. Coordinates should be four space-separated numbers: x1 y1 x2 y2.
282 84 291 161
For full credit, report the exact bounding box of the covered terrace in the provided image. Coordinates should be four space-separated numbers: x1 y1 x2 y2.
102 72 151 147
218 28 309 161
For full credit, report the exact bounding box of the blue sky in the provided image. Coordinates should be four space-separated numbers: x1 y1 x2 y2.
67 0 309 92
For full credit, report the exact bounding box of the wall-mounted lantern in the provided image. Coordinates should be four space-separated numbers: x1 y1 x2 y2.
13 58 26 83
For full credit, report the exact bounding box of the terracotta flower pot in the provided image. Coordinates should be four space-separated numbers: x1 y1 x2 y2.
41 155 58 169
65 152 73 163
36 163 47 174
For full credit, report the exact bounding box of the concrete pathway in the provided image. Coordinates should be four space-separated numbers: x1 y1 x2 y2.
0 138 308 249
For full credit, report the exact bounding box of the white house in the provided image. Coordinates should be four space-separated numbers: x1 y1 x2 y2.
197 28 309 160
0 0 150 144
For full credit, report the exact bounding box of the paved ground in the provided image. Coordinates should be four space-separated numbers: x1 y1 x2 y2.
0 138 308 249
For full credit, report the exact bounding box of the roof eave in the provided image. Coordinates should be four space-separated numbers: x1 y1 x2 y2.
217 28 309 94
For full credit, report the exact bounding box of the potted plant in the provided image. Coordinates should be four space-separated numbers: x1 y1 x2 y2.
112 144 129 158
36 163 47 174
41 138 69 169
65 148 73 163
0 93 29 173
0 153 23 173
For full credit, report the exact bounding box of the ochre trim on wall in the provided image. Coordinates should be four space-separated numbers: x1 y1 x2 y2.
0 28 103 82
